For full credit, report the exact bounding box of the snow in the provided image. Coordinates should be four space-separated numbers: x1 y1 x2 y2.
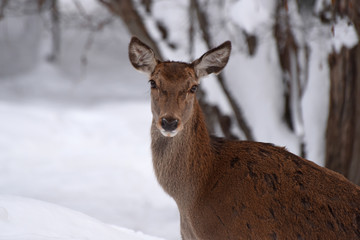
229 0 275 35
331 17 358 52
0 195 163 240
301 42 329 166
59 0 102 13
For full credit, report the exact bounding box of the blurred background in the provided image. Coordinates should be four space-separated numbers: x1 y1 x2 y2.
0 0 359 239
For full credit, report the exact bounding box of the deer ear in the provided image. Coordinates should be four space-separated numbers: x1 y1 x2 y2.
129 37 158 76
192 41 231 78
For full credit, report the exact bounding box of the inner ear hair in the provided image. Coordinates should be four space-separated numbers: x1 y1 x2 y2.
193 41 231 78
129 37 158 76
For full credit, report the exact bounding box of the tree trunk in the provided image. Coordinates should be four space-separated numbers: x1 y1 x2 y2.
326 45 360 185
325 0 360 185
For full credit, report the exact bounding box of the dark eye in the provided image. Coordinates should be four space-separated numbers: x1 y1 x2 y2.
149 80 157 89
190 85 198 93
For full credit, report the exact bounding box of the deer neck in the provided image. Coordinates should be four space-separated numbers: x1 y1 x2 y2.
151 100 214 207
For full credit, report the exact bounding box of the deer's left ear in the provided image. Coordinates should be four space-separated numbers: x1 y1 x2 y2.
192 41 231 78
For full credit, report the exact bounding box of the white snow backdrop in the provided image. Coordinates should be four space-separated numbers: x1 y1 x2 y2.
0 0 358 239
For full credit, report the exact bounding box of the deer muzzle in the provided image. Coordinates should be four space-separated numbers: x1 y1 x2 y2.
159 117 180 137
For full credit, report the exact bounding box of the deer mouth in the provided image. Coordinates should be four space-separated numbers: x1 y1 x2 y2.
160 129 179 137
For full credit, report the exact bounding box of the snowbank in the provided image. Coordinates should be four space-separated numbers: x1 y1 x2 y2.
0 195 163 240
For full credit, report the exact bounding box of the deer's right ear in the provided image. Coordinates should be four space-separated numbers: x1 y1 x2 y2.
129 37 158 76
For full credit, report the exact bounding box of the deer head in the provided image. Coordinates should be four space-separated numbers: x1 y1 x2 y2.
129 37 231 137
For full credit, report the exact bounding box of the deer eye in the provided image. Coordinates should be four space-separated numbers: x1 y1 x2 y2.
189 85 198 93
149 80 157 89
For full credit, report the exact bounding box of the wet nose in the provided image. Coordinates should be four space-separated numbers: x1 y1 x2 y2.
161 118 179 132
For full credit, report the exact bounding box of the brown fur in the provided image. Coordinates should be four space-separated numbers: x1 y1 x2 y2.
129 37 360 240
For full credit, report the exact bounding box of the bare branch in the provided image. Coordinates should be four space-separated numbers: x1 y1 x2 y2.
98 0 163 60
73 0 92 25
0 0 8 20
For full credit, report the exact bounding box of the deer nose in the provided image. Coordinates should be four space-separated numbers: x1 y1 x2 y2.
161 118 179 132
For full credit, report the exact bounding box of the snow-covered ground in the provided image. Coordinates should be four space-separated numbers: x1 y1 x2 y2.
0 195 164 240
0 99 179 239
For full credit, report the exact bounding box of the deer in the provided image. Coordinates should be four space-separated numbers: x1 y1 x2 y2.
128 37 360 240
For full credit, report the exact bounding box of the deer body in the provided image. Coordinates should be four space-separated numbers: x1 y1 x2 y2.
129 37 360 239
